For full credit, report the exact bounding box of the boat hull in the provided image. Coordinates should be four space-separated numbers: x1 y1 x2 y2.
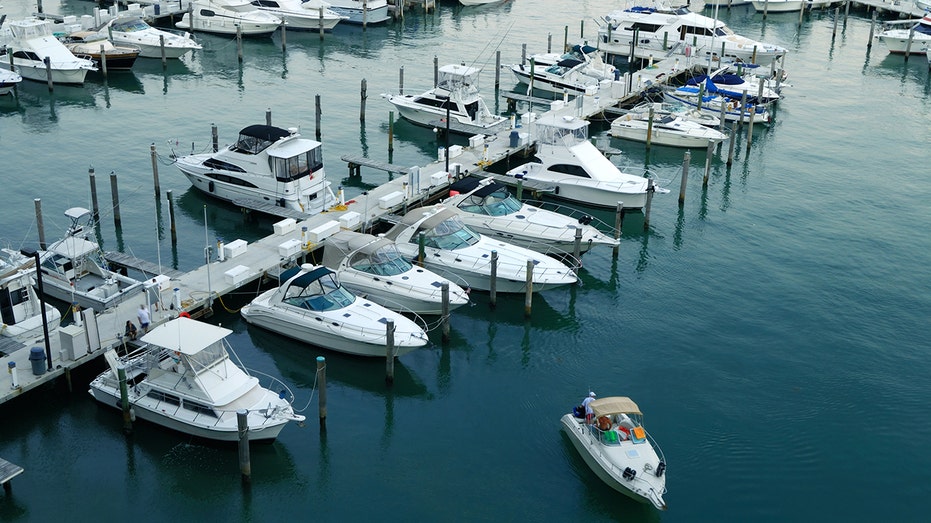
1 61 89 85
39 272 145 312
751 0 806 12
610 120 726 148
387 95 511 136
176 14 280 36
328 5 390 25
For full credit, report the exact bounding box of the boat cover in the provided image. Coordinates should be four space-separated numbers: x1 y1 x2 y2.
321 231 390 268
590 396 642 417
141 317 232 355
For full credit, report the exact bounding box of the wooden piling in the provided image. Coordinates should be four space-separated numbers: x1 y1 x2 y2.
99 45 108 77
236 25 243 62
237 410 251 483
266 108 272 126
159 35 167 67
280 20 286 51
315 94 322 140
799 3 805 26
441 282 450 343
150 143 160 197
399 65 404 95
360 79 367 122
905 27 915 61
643 180 654 231
524 260 533 317
110 171 122 227
678 151 690 206
868 12 876 49
739 91 748 126
572 227 582 262
44 56 53 91
385 320 395 385
727 122 737 166
646 107 655 149
319 9 324 39
489 250 498 309
34 199 46 250
117 365 133 435
832 7 839 38
434 55 438 88
212 124 218 152
547 32 552 54
703 140 715 188
88 167 100 220
495 50 501 88
563 25 568 53
316 356 327 429
167 190 177 244
521 43 526 65
417 232 425 267
613 202 623 258
388 111 395 152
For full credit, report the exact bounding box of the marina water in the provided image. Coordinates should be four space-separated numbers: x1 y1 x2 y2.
1 1 930 520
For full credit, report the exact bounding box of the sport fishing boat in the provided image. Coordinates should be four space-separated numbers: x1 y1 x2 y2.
562 395 667 510
173 123 338 215
102 15 202 59
248 0 346 32
241 264 430 357
503 113 663 210
175 0 283 36
509 45 617 95
88 317 305 442
320 230 470 315
0 248 61 341
325 0 390 25
383 63 511 136
381 205 579 293
0 18 96 85
443 177 620 256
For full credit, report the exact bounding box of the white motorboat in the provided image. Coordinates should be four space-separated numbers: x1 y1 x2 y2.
876 15 931 54
502 113 662 210
0 68 22 95
60 31 141 70
459 0 505 6
623 100 722 128
175 0 282 36
381 205 579 293
596 2 787 66
320 230 470 315
173 124 338 215
0 248 61 341
102 16 202 59
443 177 620 256
37 208 146 312
562 396 667 510
326 0 390 25
664 86 771 124
683 66 782 105
382 63 511 136
610 110 728 148
0 18 96 85
241 264 430 357
509 45 617 95
88 317 305 442
751 0 806 12
249 0 345 32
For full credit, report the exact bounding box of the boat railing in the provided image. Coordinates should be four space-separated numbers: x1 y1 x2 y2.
244 368 297 406
522 200 619 236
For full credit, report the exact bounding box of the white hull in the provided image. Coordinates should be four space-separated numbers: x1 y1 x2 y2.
328 3 390 25
388 97 511 136
878 33 931 54
270 14 341 32
510 64 594 94
751 0 806 12
505 163 650 209
1 61 89 85
336 272 469 316
610 118 727 148
664 92 770 124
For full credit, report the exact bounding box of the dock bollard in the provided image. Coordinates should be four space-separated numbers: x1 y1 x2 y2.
8 361 18 389
237 410 251 483
524 260 533 317
385 320 395 385
489 250 498 309
316 356 327 430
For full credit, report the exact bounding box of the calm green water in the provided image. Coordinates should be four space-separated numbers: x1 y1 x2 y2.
2 1 930 521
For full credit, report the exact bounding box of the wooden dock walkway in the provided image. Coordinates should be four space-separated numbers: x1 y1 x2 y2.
0 457 24 493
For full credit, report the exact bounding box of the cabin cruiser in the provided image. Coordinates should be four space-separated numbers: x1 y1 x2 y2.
381 205 578 293
326 0 391 25
610 109 728 148
0 68 23 95
173 124 338 215
0 18 96 85
503 113 663 210
596 2 787 67
175 0 283 36
876 15 931 55
383 64 511 136
60 31 141 70
0 248 61 341
38 208 146 311
562 395 667 510
320 230 470 315
241 264 430 357
443 177 619 256
249 0 346 32
509 45 617 95
102 16 202 59
88 317 304 442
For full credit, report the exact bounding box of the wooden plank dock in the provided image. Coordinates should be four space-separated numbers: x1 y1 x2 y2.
0 457 24 493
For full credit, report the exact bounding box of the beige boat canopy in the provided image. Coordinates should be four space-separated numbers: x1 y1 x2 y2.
590 396 642 417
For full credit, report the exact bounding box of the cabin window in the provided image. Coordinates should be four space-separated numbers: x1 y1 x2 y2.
13 51 41 61
198 9 216 17
548 163 590 178
626 22 663 33
146 390 181 406
252 0 282 7
413 96 452 110
184 400 218 418
274 148 322 182
419 216 480 251
203 158 247 173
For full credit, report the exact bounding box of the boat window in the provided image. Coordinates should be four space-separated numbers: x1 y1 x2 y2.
252 1 282 7
203 158 247 173
682 25 713 37
549 163 591 178
13 51 41 61
460 188 521 216
146 390 181 406
349 245 412 277
419 216 480 250
185 341 229 375
274 149 322 182
114 19 149 32
199 9 216 17
413 96 451 110
626 22 664 33
183 400 218 418
284 271 356 311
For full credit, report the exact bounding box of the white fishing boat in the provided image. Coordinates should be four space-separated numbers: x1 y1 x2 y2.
173 124 338 215
102 16 203 59
37 208 146 312
509 45 617 95
443 177 620 256
623 100 722 128
241 264 430 357
750 0 806 12
562 396 667 510
320 230 470 315
175 0 282 36
88 317 305 442
0 248 61 341
0 68 22 95
249 0 345 32
503 113 662 210
0 18 96 85
382 64 511 136
664 86 771 124
326 0 390 25
610 109 728 148
876 15 931 54
381 205 579 293
60 31 141 70
596 2 787 66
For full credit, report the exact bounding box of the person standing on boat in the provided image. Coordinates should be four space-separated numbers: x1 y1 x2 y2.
582 391 596 423
137 304 151 333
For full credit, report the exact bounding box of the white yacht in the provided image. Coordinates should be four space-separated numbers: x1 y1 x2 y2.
381 205 579 293
0 18 96 85
383 64 511 136
562 396 667 510
876 15 931 54
88 317 305 442
0 68 23 95
241 264 430 357
750 0 806 12
102 16 202 59
443 177 620 256
173 124 338 215
249 0 345 32
610 110 728 148
0 248 61 341
596 2 787 67
503 113 663 210
324 0 390 25
509 45 617 95
175 0 283 36
38 208 146 312
320 230 470 315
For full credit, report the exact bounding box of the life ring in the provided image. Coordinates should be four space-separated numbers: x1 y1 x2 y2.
597 416 611 431
179 311 191 318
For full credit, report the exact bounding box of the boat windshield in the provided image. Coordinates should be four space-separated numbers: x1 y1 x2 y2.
535 121 588 146
113 19 150 32
283 270 356 311
419 215 480 250
184 341 229 376
458 187 521 217
348 244 412 277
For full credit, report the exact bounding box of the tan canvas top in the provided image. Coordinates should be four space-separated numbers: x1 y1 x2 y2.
590 396 641 417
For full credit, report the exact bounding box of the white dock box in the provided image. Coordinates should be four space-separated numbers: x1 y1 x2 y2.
447 145 463 158
278 238 302 257
339 211 361 229
224 265 251 286
308 220 341 243
468 135 485 148
273 218 297 235
59 324 88 361
223 239 248 259
430 171 448 186
378 191 405 210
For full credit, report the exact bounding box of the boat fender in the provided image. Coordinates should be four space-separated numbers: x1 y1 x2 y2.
727 102 734 111
554 185 559 195
208 181 214 193
622 467 637 481
655 461 666 478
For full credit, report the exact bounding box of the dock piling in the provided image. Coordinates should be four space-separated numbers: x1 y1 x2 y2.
316 356 327 429
236 25 243 62
360 79 367 122
434 55 438 88
44 56 53 91
495 50 501 88
832 8 840 39
399 65 404 95
159 35 166 67
34 199 46 250
150 143 160 198
524 260 533 317
678 151 690 206
868 12 876 49
167 190 177 244
489 250 498 309
385 320 395 385
212 124 218 152
315 94 322 140
266 108 272 126
280 20 286 51
441 282 450 344
99 45 108 78
117 364 133 435
319 9 324 40
703 140 713 188
547 32 552 54
110 171 122 227
727 122 737 166
237 410 251 483
613 202 623 258
388 111 395 152
644 180 654 231
573 227 582 262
